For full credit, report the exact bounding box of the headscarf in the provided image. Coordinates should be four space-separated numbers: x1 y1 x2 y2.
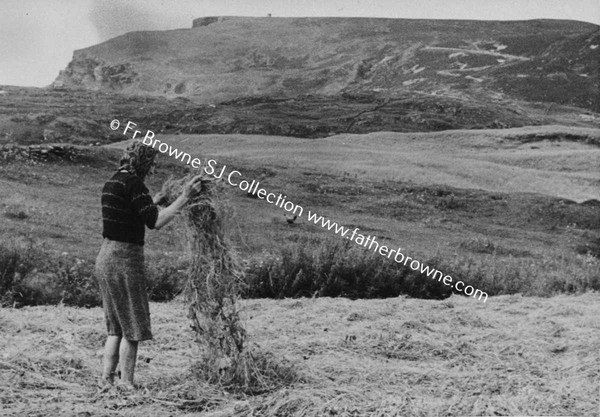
118 140 158 179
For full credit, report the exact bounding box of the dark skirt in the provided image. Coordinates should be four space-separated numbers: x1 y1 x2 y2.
94 238 152 341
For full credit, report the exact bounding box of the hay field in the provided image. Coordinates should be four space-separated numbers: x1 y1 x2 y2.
1 293 598 416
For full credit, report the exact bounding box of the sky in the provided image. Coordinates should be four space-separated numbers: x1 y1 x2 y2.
1 0 599 87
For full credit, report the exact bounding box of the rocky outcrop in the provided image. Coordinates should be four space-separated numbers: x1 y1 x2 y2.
192 16 231 27
56 57 137 90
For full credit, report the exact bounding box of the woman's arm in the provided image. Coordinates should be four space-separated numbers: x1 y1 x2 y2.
153 175 204 230
153 193 187 230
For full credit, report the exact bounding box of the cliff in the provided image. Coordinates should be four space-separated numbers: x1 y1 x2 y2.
56 17 599 111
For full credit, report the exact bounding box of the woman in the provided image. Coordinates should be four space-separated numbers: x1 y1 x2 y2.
95 140 203 390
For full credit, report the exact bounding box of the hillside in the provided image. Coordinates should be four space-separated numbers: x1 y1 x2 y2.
56 17 600 112
0 87 598 149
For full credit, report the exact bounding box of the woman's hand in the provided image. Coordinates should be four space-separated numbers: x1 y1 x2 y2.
182 175 205 200
154 175 206 230
153 190 168 206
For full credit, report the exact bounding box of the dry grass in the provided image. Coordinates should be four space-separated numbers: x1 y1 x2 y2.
160 173 299 394
1 293 598 416
161 173 247 354
236 294 600 416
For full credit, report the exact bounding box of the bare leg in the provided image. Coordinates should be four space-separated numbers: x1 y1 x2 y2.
119 339 139 387
102 335 121 384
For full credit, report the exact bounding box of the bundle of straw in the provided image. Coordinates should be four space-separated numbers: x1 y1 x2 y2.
161 171 299 393
160 173 247 379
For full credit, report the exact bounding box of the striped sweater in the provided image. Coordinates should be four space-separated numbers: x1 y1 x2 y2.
101 171 159 245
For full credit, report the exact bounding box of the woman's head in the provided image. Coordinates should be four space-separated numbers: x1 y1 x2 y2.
119 140 158 179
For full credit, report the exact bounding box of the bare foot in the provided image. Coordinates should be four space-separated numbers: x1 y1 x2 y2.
101 371 117 385
96 377 114 395
115 382 137 394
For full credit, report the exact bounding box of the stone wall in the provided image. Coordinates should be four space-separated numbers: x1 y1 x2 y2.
0 144 80 163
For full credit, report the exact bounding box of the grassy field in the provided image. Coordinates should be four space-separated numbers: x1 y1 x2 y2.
143 126 600 202
1 293 598 416
0 126 597 264
1 124 599 415
1 125 599 285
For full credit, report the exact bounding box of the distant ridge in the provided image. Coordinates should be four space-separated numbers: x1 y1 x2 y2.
56 17 599 111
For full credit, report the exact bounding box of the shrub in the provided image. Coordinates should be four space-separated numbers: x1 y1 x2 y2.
146 257 187 302
0 243 24 306
3 208 30 220
0 239 192 307
243 236 452 300
437 251 600 297
458 237 533 257
243 236 600 301
574 236 600 259
0 241 101 308
54 256 100 307
0 241 51 307
435 194 464 210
